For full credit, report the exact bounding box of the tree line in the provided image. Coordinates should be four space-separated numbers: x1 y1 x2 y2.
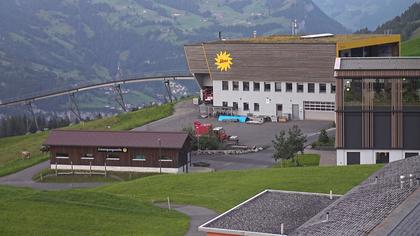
0 113 103 138
0 114 70 138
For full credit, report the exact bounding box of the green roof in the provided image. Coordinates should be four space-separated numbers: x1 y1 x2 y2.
202 34 400 44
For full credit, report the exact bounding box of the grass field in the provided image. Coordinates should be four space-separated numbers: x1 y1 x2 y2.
402 37 420 56
0 103 174 177
99 164 382 212
0 164 382 235
0 186 188 236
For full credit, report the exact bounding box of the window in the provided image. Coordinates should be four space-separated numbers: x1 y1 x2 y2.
243 103 249 111
275 82 282 92
222 101 228 107
233 102 238 109
133 154 146 161
286 83 293 92
233 81 239 91
243 81 249 91
344 79 363 108
376 152 389 164
56 153 69 159
319 83 326 93
347 152 360 165
304 101 335 111
373 79 392 108
253 82 260 91
254 103 260 112
159 156 172 162
264 82 271 92
308 83 315 93
403 78 420 107
405 152 419 158
106 154 120 161
331 83 336 93
297 83 304 93
222 81 229 90
81 153 94 160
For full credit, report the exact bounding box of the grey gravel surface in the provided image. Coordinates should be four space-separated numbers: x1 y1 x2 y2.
292 156 420 236
203 190 338 235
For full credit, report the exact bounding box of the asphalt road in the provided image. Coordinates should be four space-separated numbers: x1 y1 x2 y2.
0 160 105 190
137 100 336 171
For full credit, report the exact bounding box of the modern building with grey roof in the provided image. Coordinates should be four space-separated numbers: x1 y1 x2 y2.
199 190 340 236
199 156 420 236
335 57 420 166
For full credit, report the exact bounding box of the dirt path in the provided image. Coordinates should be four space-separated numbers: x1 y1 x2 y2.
0 161 105 190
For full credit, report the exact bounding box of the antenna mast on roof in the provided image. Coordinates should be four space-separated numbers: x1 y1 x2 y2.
292 19 298 35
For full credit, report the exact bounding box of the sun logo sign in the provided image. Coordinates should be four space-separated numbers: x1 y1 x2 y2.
215 51 233 72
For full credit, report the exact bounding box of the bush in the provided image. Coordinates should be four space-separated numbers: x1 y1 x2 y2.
183 126 221 150
318 129 330 144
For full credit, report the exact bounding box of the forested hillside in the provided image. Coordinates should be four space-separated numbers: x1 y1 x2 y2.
0 0 348 112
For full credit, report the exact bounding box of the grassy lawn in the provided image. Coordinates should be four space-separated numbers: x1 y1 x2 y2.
0 186 188 236
402 37 420 56
0 103 174 177
98 164 382 212
273 154 321 168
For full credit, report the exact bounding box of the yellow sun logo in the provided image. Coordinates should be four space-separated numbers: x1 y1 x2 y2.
215 51 233 72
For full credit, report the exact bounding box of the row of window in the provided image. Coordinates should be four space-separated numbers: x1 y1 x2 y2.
222 101 260 112
222 81 336 94
347 152 419 165
343 78 420 108
55 153 172 162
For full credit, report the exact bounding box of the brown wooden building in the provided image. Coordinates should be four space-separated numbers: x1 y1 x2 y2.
43 130 192 173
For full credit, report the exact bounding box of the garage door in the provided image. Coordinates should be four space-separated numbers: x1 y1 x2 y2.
304 101 335 121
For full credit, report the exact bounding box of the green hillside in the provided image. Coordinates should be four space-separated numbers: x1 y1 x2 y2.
0 103 174 177
0 0 348 110
402 37 420 56
0 164 382 235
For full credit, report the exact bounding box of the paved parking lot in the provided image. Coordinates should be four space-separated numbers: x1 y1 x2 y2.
135 100 336 171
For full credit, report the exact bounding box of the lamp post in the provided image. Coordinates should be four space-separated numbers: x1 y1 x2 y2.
158 138 162 174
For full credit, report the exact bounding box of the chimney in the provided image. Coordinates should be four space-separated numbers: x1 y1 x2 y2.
400 175 406 189
218 31 222 40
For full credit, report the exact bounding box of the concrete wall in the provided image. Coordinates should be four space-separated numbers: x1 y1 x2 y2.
213 80 336 120
337 149 420 166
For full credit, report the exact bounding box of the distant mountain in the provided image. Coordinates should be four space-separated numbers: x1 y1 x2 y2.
0 0 348 112
313 0 419 30
374 3 420 40
355 3 420 41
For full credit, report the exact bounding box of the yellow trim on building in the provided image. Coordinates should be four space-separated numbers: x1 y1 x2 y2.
335 35 401 56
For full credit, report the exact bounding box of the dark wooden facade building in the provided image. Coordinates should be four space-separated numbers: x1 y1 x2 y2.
335 57 420 165
44 130 192 173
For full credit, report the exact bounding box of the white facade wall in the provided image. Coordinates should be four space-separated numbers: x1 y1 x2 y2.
337 150 420 166
212 80 336 120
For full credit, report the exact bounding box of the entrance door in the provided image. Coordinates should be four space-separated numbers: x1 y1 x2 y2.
276 104 283 117
292 104 299 120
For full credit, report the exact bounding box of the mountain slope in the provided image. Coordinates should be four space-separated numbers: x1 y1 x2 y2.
0 0 347 111
314 0 419 30
402 37 420 56
374 3 420 40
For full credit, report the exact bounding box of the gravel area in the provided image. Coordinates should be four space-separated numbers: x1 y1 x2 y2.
202 190 338 235
292 156 420 236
